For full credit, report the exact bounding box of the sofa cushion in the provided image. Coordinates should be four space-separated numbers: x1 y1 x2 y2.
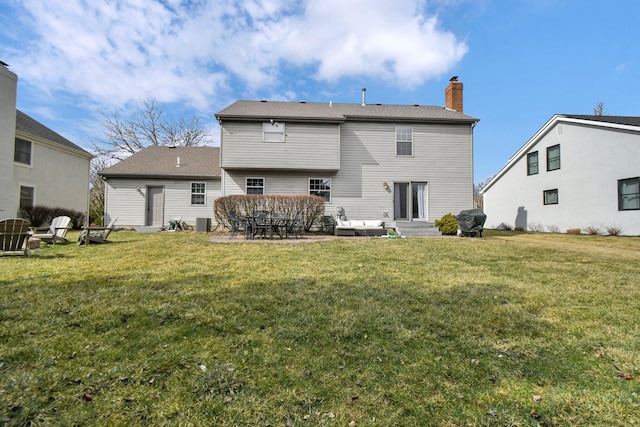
364 220 383 227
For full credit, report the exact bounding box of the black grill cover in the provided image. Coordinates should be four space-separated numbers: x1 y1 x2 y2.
456 209 487 234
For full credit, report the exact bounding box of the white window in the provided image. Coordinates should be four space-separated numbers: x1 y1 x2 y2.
246 178 264 195
191 182 206 205
263 121 285 142
14 138 32 165
396 126 413 156
309 178 331 202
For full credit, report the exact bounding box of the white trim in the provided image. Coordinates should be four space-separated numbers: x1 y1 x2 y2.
246 177 265 194
262 122 285 142
190 181 206 206
308 177 331 203
481 115 640 194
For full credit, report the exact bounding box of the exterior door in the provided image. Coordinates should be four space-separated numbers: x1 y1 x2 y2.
412 182 427 220
394 183 409 220
394 182 427 221
146 186 164 227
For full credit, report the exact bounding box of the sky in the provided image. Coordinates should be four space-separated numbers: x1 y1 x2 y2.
1 0 639 183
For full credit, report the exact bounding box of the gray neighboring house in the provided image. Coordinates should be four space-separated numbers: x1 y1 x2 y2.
481 114 640 235
1 62 92 218
99 146 221 228
215 78 479 229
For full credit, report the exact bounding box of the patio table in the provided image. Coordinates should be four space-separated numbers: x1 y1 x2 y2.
246 213 292 240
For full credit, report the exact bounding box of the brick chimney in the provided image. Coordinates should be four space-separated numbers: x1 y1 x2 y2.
445 76 463 113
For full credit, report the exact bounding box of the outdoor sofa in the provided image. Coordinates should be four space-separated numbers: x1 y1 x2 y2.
335 219 386 236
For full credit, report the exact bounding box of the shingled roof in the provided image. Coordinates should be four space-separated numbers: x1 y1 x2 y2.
559 114 640 127
99 146 220 179
16 110 92 157
216 100 479 123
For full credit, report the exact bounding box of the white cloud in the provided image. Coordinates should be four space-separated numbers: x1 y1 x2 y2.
7 0 467 112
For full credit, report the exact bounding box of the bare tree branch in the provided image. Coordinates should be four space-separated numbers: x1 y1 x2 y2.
88 98 214 222
593 101 608 116
90 97 213 160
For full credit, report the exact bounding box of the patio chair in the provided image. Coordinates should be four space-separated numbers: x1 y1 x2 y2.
251 210 272 239
30 215 71 245
77 218 117 245
0 218 32 257
229 210 250 239
285 213 303 239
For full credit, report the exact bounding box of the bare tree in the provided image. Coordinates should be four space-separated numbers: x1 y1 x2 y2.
473 176 493 210
89 154 111 225
593 101 608 116
91 98 213 160
89 98 214 222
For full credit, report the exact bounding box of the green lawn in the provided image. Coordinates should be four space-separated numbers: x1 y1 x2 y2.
1 231 639 426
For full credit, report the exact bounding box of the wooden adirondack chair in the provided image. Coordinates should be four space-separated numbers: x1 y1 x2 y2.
0 218 32 257
78 218 117 245
30 215 71 245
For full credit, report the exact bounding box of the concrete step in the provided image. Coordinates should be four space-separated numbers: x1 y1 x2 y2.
393 221 442 237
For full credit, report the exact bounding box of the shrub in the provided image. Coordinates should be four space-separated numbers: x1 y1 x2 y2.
606 226 622 236
19 206 86 229
585 226 601 235
435 213 459 235
566 228 582 235
547 224 561 233
214 195 325 231
528 222 544 232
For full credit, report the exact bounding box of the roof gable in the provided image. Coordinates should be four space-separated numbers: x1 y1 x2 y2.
481 114 640 194
99 146 221 179
16 110 92 157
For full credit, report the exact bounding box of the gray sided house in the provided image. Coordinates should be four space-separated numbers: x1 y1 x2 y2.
481 115 640 235
1 62 92 218
215 78 479 227
99 146 221 228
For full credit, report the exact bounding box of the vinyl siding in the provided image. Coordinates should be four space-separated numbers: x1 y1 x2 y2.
221 121 340 170
222 121 474 221
105 178 220 227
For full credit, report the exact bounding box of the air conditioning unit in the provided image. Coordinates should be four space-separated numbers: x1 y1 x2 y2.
195 217 211 232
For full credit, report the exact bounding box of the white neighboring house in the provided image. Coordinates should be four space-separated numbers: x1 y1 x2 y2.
0 62 92 218
481 115 640 236
99 146 221 228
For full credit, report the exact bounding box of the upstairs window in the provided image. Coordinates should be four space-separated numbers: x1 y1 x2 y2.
527 151 539 175
14 138 32 165
246 178 264 195
191 182 206 205
618 177 640 211
543 189 558 205
547 144 560 171
309 178 331 202
263 121 285 142
396 126 413 156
